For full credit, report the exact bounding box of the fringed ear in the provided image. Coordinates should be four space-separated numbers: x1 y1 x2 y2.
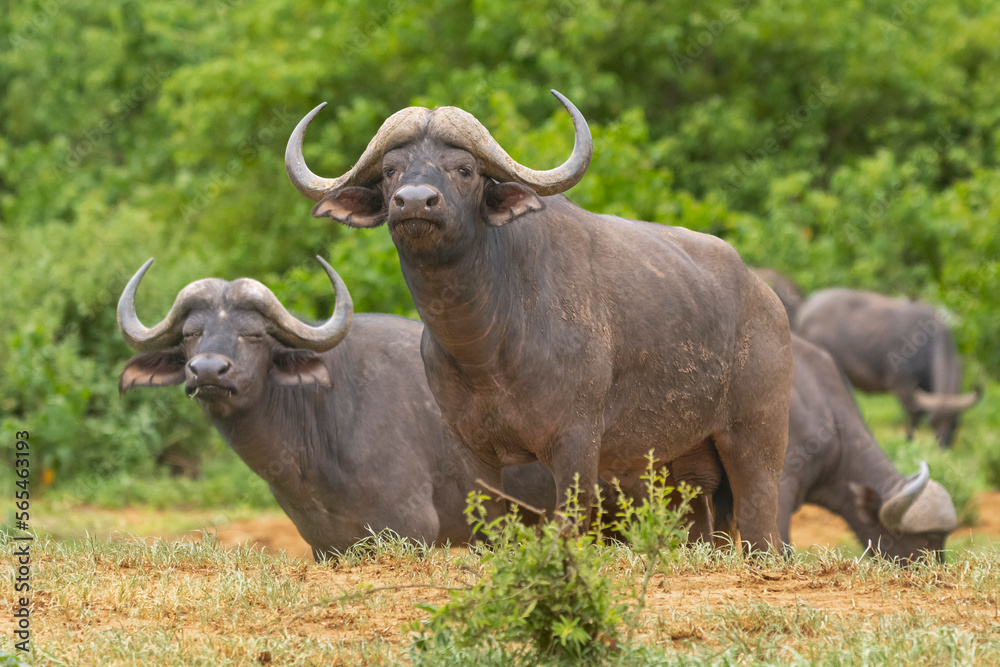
120 349 187 393
849 482 882 526
271 348 331 386
312 186 387 228
483 182 544 226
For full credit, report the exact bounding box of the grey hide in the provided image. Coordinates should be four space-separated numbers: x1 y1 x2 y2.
117 258 553 561
795 288 981 448
664 336 958 562
780 335 958 562
288 91 793 552
750 267 804 326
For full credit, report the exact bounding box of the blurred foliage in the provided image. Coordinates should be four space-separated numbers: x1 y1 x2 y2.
1 0 998 487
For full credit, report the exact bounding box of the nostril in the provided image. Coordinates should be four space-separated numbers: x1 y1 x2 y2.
426 195 439 208
392 195 405 209
188 356 231 379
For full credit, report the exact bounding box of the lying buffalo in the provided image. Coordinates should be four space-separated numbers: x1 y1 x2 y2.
781 336 957 562
286 92 792 551
117 257 550 560
795 288 981 448
664 335 958 562
750 267 804 325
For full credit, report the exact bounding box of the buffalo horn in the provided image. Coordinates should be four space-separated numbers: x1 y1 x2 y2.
118 258 221 352
898 479 958 534
228 256 353 352
878 461 930 532
285 90 593 200
428 90 593 196
286 103 431 201
914 387 983 412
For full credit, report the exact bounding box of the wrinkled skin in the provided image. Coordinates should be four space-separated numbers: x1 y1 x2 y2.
119 267 552 560
795 288 981 448
665 336 958 563
299 100 793 552
751 267 804 326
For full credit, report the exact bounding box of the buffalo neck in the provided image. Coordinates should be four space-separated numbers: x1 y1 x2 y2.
812 422 904 544
397 221 541 376
205 383 335 490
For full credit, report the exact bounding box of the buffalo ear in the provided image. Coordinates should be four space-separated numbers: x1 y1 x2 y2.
271 349 331 387
312 186 386 228
120 350 187 393
849 482 882 526
484 182 544 227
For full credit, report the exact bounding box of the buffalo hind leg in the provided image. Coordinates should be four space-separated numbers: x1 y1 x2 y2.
668 439 727 543
712 422 785 554
547 425 603 533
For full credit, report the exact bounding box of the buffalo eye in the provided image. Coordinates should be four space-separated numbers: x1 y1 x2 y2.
457 167 472 178
239 333 264 343
183 331 202 340
383 167 396 178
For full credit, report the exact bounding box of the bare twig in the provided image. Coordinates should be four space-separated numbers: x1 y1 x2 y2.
475 478 548 517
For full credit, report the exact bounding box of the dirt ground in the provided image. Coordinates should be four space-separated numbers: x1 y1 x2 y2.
162 493 1000 651
11 492 999 663
188 491 1000 561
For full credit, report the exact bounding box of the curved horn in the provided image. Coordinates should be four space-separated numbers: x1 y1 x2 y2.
898 479 958 533
117 259 219 352
429 90 593 196
878 461 930 532
286 103 431 201
228 256 353 352
914 388 983 412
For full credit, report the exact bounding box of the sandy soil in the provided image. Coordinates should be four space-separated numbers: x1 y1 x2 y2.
184 491 1000 561
10 493 998 662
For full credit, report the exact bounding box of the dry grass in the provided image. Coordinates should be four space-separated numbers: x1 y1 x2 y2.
3 531 1000 666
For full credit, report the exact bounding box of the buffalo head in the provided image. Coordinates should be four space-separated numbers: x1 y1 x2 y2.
913 387 983 449
850 461 958 563
285 91 592 259
117 257 353 417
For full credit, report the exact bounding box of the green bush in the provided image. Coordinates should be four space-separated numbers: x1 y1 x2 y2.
410 459 695 665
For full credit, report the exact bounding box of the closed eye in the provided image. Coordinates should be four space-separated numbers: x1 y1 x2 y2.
183 331 202 340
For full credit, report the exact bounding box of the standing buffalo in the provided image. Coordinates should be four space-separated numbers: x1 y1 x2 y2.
750 267 804 326
286 92 792 551
795 288 981 448
117 257 551 560
781 336 957 562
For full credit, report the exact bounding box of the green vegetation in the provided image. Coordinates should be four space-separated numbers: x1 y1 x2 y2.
2 2 998 495
411 462 695 664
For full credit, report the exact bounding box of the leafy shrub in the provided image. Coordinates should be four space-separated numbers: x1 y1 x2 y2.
409 457 695 665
